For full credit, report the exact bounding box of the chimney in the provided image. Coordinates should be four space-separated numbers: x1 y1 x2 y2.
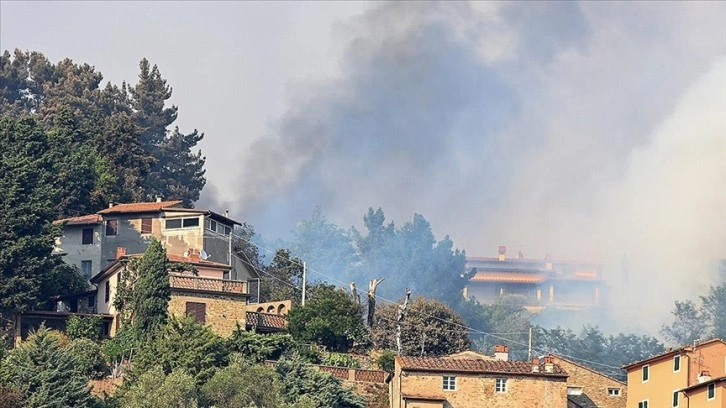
156 196 162 203
545 253 553 271
498 246 506 262
543 356 554 373
116 247 126 259
494 344 509 361
698 370 712 383
187 248 201 261
225 209 229 218
109 202 114 208
532 358 540 373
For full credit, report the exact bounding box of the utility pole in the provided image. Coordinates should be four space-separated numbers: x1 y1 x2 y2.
528 327 533 361
396 288 412 355
301 261 307 306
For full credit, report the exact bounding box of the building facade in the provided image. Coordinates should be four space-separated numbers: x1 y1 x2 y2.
390 353 568 408
465 246 604 311
681 376 726 408
548 354 627 408
623 339 726 408
54 200 257 282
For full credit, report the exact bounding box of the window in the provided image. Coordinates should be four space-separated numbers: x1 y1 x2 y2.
672 390 679 407
208 219 217 232
165 219 182 229
141 218 152 234
183 218 199 228
81 260 92 278
105 220 118 236
104 280 110 303
495 378 507 393
638 401 649 408
442 376 456 391
673 355 681 372
642 365 649 382
82 228 93 244
607 388 621 397
185 302 206 324
165 217 200 230
567 387 583 396
708 383 715 400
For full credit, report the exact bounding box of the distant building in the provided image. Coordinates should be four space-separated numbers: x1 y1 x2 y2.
622 338 726 408
548 354 627 408
465 246 605 311
53 199 257 282
389 345 569 408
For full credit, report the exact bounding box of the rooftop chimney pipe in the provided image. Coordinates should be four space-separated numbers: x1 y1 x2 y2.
494 344 509 361
498 246 506 262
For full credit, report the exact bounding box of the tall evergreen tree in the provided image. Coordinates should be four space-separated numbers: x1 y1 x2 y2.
0 326 98 407
128 238 171 339
0 116 88 319
129 58 206 205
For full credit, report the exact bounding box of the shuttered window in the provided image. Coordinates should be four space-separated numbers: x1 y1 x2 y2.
185 302 206 324
141 218 152 234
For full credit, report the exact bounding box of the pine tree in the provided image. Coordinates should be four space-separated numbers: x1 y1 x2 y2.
130 58 206 205
0 326 98 407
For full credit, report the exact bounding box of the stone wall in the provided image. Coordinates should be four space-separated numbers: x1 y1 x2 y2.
550 355 626 408
168 291 247 337
398 371 567 408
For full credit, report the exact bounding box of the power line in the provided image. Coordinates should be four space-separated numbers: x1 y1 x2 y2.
216 229 626 371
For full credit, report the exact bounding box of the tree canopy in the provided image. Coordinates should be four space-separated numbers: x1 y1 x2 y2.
662 281 726 346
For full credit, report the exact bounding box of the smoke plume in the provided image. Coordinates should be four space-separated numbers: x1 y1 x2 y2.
234 2 726 332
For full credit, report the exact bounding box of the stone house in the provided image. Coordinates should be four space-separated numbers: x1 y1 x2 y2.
623 338 726 408
389 351 568 408
547 354 626 408
90 250 250 337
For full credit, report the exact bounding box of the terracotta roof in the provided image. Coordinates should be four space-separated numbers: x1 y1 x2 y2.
97 200 183 214
402 394 446 401
622 339 726 370
470 272 547 283
548 354 626 385
54 214 102 225
681 375 726 393
90 253 231 284
397 356 568 377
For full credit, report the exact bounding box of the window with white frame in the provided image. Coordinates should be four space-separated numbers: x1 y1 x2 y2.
642 365 649 382
673 355 681 372
708 383 715 400
442 376 456 391
672 390 679 407
495 378 507 393
638 400 649 408
607 388 621 397
567 386 583 396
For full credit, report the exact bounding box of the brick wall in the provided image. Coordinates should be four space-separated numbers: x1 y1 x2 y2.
398 371 567 408
550 356 626 408
168 291 247 337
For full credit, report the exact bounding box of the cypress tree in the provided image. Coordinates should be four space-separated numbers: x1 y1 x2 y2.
130 238 171 339
0 326 98 408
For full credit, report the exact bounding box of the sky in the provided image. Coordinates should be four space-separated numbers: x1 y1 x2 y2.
2 1 725 332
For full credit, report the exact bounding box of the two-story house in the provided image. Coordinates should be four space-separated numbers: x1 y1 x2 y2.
548 354 627 408
389 350 568 408
680 374 726 408
54 199 257 283
623 338 726 408
465 246 605 312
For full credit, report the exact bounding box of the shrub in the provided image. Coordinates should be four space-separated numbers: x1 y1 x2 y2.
66 315 103 341
323 352 360 368
375 350 396 372
68 338 109 379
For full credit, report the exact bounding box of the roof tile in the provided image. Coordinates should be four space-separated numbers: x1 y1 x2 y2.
398 356 568 377
97 200 183 214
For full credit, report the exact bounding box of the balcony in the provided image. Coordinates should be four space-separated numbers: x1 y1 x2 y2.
169 275 247 295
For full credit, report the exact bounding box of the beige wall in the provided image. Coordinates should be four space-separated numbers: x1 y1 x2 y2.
168 291 247 337
550 356 626 408
392 367 567 408
626 342 726 408
686 383 725 408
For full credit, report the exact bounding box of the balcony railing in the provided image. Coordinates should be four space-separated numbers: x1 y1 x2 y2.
169 275 247 294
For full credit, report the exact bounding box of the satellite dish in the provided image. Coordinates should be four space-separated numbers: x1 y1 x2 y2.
200 249 209 260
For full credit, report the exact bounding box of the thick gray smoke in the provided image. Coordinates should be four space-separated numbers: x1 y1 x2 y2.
234 2 726 332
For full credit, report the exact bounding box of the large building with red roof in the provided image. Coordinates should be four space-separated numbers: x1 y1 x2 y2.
465 246 605 312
